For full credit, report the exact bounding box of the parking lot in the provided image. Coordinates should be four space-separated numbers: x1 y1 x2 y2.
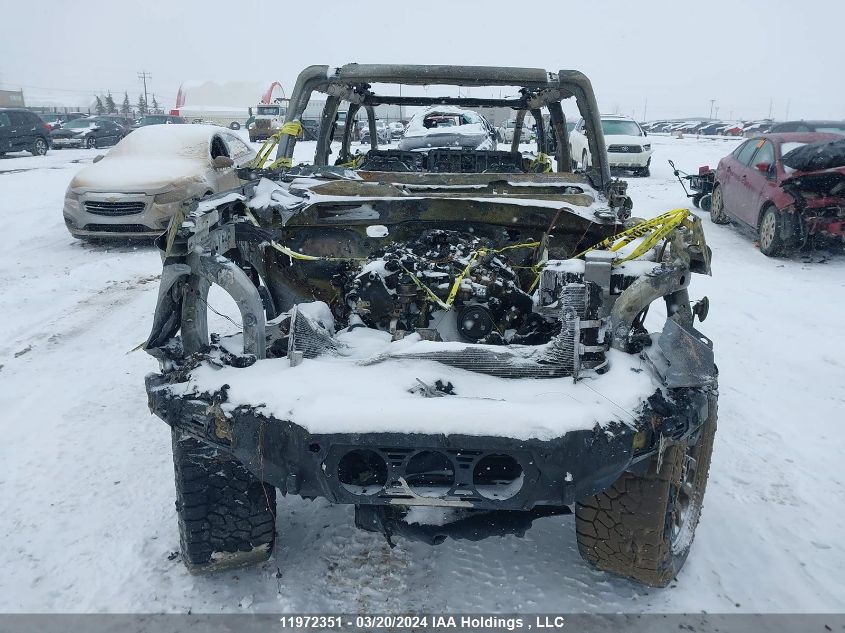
1 132 844 613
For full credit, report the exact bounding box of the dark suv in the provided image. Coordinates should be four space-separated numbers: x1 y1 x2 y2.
0 108 51 156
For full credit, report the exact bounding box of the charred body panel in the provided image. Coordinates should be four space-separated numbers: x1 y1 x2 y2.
146 372 713 511
142 64 718 586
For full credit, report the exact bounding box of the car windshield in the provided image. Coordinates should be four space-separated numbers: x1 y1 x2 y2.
141 116 168 125
64 120 95 129
601 120 642 136
257 106 281 115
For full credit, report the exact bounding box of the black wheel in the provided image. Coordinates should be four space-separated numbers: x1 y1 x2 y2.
576 399 717 587
692 193 703 208
171 429 276 572
699 194 712 212
758 205 785 257
86 136 96 149
636 166 651 177
229 121 241 130
709 184 730 224
30 137 48 156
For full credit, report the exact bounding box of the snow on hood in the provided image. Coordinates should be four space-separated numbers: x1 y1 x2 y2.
173 328 657 441
70 157 207 193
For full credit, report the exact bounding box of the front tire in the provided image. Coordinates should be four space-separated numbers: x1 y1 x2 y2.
171 429 276 572
576 403 717 587
758 205 786 257
710 185 730 224
86 136 96 149
229 121 241 130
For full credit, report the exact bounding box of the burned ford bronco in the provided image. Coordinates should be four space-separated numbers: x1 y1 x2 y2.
144 64 717 587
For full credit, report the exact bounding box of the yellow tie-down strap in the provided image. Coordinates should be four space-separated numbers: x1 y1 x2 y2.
249 120 303 170
575 208 691 265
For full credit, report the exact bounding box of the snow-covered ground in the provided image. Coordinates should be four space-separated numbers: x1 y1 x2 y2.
1 134 844 613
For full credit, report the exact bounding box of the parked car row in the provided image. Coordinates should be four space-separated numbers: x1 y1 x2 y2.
0 108 192 157
643 118 845 138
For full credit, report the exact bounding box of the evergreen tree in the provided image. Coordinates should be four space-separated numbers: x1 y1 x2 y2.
95 95 105 116
136 94 147 115
120 92 131 116
105 92 117 114
151 94 159 113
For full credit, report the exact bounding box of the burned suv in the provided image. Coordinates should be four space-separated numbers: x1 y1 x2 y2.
144 64 718 587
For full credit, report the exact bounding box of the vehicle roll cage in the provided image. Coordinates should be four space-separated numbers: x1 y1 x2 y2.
275 64 611 189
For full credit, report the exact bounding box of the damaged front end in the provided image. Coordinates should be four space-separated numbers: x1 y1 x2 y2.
142 65 718 584
143 168 715 532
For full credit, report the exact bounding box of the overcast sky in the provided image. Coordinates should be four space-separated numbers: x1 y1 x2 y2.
1 0 841 122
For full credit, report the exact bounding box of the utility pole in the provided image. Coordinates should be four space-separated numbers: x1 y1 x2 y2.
785 100 790 121
642 96 648 122
768 98 773 119
137 71 151 107
708 99 716 120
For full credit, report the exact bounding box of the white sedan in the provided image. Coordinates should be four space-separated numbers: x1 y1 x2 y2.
63 125 255 240
569 115 653 176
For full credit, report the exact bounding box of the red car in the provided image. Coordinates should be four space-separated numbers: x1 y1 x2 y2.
710 132 845 256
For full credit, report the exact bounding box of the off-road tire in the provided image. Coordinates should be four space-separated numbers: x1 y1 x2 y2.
171 429 276 572
575 406 717 587
709 184 730 224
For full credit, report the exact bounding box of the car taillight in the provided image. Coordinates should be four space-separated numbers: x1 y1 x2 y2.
43 123 51 132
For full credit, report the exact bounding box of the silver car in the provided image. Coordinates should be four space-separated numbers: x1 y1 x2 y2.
63 125 255 239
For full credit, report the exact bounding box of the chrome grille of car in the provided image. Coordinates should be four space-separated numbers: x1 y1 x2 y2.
607 144 642 153
84 200 146 216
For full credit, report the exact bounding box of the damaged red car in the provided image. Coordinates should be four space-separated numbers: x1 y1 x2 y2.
710 132 845 256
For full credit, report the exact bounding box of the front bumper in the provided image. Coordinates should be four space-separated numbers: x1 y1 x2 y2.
607 150 653 169
63 192 179 239
249 127 278 142
146 373 714 511
51 137 85 148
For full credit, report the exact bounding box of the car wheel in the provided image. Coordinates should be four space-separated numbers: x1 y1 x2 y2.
170 429 276 572
692 193 703 208
709 185 730 224
229 122 241 130
576 396 717 587
698 193 712 212
30 137 48 156
637 166 651 177
86 136 96 149
758 205 785 257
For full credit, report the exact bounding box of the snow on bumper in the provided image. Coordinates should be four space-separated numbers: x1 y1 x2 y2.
145 337 714 511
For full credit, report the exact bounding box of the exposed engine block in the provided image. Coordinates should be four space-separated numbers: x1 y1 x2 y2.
338 230 559 344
